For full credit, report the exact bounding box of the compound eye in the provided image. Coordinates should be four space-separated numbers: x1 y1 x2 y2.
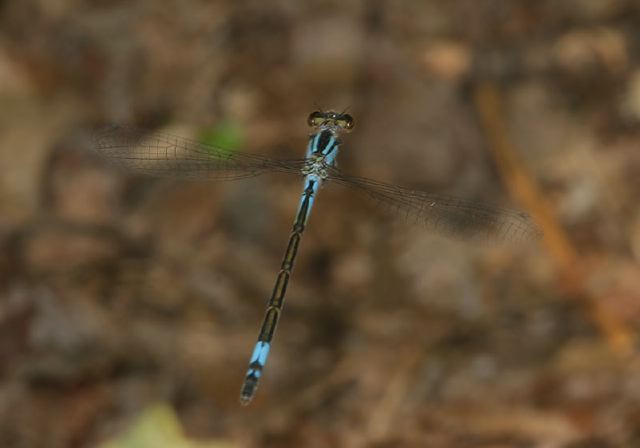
340 114 354 130
307 111 324 127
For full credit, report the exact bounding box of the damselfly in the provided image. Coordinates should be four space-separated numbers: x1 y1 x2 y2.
92 111 541 405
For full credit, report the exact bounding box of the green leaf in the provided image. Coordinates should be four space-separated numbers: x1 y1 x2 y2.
199 121 245 154
99 403 232 448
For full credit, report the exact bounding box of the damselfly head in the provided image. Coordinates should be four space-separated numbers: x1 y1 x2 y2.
307 110 354 131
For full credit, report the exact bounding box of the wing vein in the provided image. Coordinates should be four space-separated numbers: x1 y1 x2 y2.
327 167 541 243
91 125 306 180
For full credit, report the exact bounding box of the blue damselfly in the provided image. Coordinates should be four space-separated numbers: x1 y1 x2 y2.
92 111 541 405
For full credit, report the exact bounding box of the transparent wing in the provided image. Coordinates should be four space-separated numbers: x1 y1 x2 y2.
327 167 542 243
91 125 307 180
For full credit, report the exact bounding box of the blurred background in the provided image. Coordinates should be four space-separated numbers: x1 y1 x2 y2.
1 0 640 447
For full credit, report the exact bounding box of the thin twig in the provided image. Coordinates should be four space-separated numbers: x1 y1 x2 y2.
473 82 634 355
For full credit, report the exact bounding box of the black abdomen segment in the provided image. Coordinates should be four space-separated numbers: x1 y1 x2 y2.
239 177 319 405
